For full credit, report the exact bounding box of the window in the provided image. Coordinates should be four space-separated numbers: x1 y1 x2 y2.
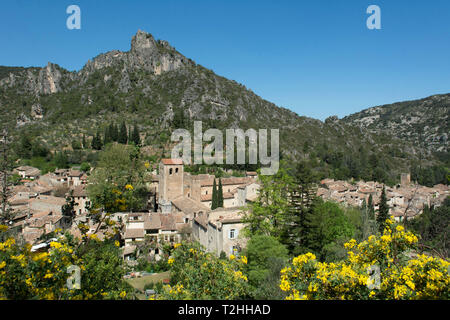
175 168 179 173
169 168 173 175
228 228 237 239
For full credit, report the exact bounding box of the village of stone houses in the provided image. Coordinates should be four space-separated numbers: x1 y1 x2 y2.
1 144 449 300
5 162 448 258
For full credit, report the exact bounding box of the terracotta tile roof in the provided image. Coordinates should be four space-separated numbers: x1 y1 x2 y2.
124 228 145 239
171 196 210 215
194 214 208 229
200 177 252 187
161 159 183 165
71 185 87 197
200 192 234 201
68 170 82 177
122 245 137 256
144 213 161 230
160 215 177 231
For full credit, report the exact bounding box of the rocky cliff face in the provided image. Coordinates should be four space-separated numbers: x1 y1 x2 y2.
0 62 70 95
341 94 450 154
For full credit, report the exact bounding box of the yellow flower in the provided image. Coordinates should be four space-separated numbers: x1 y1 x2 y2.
168 258 174 265
0 261 5 269
44 273 53 279
229 254 235 260
344 239 357 249
144 162 150 169
173 243 181 249
119 291 126 298
0 225 8 232
114 241 120 247
89 234 99 241
125 184 134 190
50 242 62 249
396 225 404 232
241 256 248 264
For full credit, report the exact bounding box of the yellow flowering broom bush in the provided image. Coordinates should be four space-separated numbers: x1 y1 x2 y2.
280 217 449 300
0 226 132 300
155 242 249 300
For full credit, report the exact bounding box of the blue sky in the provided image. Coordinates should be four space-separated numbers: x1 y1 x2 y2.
1 0 450 120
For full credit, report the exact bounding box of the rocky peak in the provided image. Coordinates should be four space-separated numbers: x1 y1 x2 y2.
130 30 157 53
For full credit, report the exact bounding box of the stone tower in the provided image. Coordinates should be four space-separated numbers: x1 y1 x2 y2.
400 173 411 187
159 159 184 208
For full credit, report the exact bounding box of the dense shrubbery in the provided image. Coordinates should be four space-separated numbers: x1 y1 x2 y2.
0 226 133 300
153 242 249 300
280 217 449 300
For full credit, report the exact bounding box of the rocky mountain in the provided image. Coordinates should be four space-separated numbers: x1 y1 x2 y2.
341 94 450 155
0 30 448 184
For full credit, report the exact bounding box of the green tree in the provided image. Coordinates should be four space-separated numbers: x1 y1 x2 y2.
368 194 375 220
211 178 218 210
129 125 141 146
110 122 119 142
54 151 69 169
80 162 91 173
244 163 293 240
0 130 15 228
17 134 32 159
281 161 318 254
91 131 103 150
244 235 288 299
62 191 76 226
118 121 128 144
217 178 224 208
301 199 355 261
407 197 450 258
87 143 147 214
377 186 390 233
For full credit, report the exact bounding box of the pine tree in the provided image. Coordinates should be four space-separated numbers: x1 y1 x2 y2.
82 134 87 149
118 121 128 144
376 186 390 233
282 161 318 253
217 178 224 208
211 179 218 210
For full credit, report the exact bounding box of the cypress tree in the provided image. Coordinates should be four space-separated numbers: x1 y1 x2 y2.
131 125 141 146
376 186 390 233
110 122 119 142
82 134 86 149
368 194 375 220
217 178 224 208
92 131 103 150
104 126 112 145
118 121 128 144
211 179 218 210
